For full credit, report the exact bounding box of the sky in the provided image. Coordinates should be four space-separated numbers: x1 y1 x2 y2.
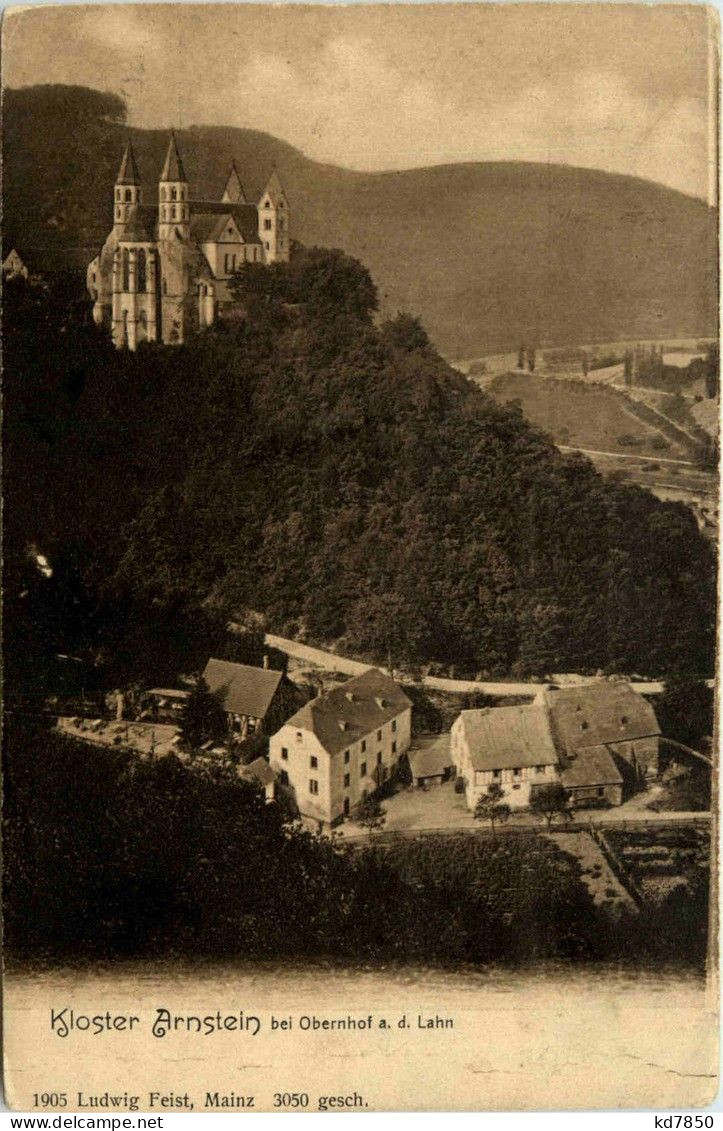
2 2 717 201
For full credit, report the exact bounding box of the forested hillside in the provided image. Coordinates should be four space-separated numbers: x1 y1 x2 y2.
4 84 718 354
5 246 715 702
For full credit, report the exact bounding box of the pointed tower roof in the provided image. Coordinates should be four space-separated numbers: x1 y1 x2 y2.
116 140 141 186
260 167 286 205
221 160 247 204
160 131 187 182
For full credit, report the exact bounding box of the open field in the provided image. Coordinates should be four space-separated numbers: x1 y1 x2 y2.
487 373 692 460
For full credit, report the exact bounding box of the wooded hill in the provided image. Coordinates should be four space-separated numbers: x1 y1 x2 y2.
4 84 718 355
4 247 716 699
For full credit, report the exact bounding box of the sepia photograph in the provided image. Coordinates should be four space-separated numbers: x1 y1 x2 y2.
1 0 719 1113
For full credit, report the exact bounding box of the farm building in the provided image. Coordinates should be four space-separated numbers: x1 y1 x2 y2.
451 705 559 811
451 681 661 811
544 681 660 786
408 733 454 786
202 657 303 738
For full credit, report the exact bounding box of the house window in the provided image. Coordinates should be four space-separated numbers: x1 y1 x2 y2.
309 779 319 795
377 730 382 741
512 784 521 790
279 201 284 208
343 798 350 816
513 768 521 778
493 769 501 779
361 740 366 753
279 218 285 231
296 731 303 741
360 762 367 778
281 747 288 761
621 716 628 726
310 756 318 769
535 764 545 773
581 721 589 730
377 752 382 765
392 741 397 754
264 218 272 231
597 787 604 798
279 769 289 785
344 750 350 764
265 242 269 251
344 773 350 787
392 719 397 732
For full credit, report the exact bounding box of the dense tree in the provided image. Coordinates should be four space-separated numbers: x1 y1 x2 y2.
179 677 228 750
529 783 574 830
473 784 511 835
4 249 717 710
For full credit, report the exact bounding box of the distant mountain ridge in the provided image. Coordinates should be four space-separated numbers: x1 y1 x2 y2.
4 84 717 354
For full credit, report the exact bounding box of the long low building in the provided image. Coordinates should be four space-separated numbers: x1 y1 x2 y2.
269 669 412 827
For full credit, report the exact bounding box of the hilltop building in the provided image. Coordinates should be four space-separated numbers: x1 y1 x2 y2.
269 669 412 827
451 680 660 811
87 134 290 348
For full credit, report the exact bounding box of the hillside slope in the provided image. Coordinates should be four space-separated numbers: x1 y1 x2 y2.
4 84 717 354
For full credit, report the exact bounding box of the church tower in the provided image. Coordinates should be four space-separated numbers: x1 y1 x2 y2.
258 168 290 263
113 141 141 231
158 132 190 241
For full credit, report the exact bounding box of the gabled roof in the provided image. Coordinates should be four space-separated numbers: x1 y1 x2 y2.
545 681 660 754
409 733 452 777
222 161 247 205
190 200 261 242
457 705 558 772
281 669 411 756
561 746 623 788
203 658 283 720
116 141 141 186
190 212 240 244
240 756 276 787
160 132 187 182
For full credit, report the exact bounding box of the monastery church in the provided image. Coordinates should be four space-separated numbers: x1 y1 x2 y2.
87 133 290 348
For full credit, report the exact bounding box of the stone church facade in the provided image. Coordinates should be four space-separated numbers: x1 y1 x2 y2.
87 134 290 348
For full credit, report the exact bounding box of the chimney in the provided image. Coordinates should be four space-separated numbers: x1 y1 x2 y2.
262 654 269 669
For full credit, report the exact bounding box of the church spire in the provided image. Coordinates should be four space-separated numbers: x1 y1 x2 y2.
116 140 141 186
158 131 190 240
221 160 246 204
160 131 187 183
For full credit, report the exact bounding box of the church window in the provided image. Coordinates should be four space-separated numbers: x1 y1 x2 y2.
264 218 272 231
279 218 285 230
264 241 269 251
116 207 121 220
279 200 284 208
162 277 168 296
264 200 271 208
121 248 130 291
224 253 231 273
125 188 132 202
171 187 178 201
137 248 147 292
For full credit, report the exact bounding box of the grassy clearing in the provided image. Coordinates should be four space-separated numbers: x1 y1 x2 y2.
488 373 691 460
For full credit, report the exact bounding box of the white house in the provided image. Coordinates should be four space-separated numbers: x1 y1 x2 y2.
269 668 412 827
451 704 559 811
